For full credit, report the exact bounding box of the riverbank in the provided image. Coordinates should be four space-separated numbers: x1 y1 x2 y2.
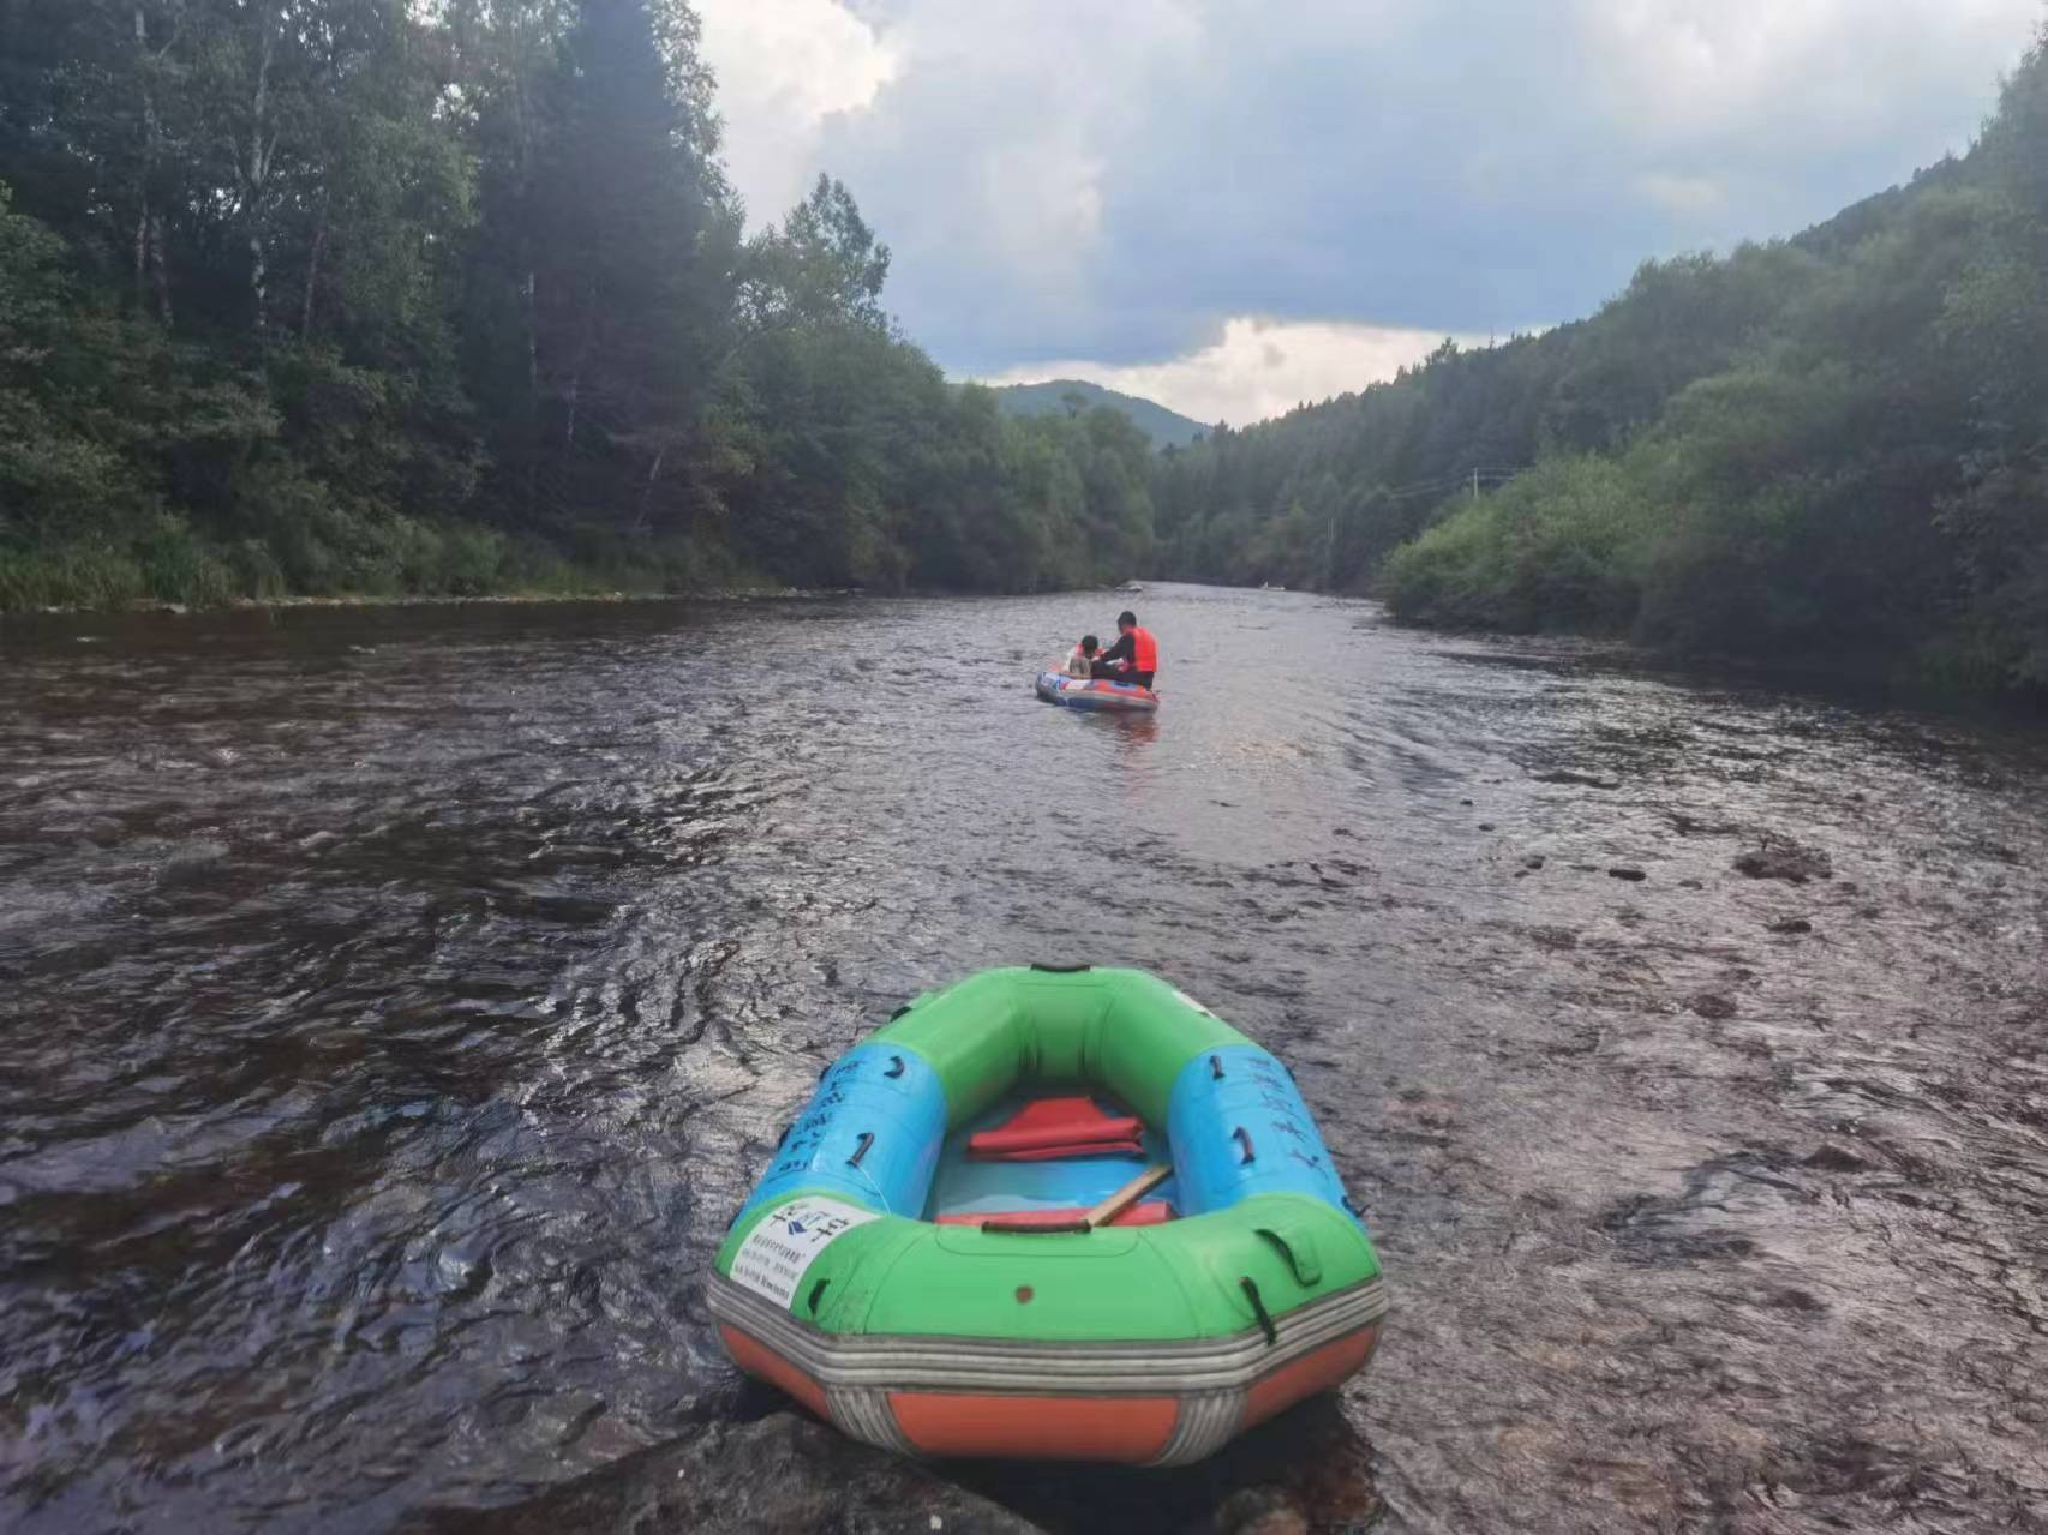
208 585 841 613
1375 457 2047 702
0 550 847 619
0 579 1158 623
1358 608 2048 720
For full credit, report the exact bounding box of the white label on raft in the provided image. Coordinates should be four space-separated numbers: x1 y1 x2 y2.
730 1196 881 1307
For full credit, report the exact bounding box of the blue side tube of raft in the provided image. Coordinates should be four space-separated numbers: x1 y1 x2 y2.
741 1042 949 1219
1034 671 1157 712
1166 1044 1364 1227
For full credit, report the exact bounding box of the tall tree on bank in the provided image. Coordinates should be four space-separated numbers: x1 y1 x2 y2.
534 0 734 540
1 0 1155 603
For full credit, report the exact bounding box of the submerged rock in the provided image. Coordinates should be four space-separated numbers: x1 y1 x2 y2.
1534 770 1622 790
1803 1143 1875 1173
411 1412 1040 1535
1666 812 1742 837
958 1393 1382 1535
415 1395 1385 1535
1735 836 1833 884
1214 1488 1313 1535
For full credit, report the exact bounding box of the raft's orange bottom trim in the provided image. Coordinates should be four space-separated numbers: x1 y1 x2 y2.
889 1391 1178 1461
1241 1323 1381 1430
720 1324 829 1419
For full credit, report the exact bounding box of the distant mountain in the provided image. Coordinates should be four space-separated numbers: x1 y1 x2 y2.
988 379 1211 450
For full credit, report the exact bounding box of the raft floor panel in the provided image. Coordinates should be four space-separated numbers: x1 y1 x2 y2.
923 1092 1182 1224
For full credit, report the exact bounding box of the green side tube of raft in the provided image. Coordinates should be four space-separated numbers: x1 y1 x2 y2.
714 967 1383 1346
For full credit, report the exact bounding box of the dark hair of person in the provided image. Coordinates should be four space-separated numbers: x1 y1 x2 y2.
1117 610 1137 627
1081 635 1099 654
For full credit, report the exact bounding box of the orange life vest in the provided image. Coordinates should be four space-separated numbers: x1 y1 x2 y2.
1131 626 1158 675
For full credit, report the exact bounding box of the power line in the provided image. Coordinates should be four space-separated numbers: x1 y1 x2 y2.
1366 465 1525 504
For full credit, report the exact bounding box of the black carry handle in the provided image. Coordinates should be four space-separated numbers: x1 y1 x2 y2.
1240 1276 1279 1345
980 1217 1092 1235
1233 1126 1256 1165
847 1131 874 1169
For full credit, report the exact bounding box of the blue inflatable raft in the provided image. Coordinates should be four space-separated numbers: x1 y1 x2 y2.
1035 671 1160 713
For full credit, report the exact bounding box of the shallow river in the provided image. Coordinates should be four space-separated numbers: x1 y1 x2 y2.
3 587 2044 1534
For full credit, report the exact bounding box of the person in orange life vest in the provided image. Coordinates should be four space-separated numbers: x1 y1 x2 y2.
1092 611 1157 688
1062 634 1100 679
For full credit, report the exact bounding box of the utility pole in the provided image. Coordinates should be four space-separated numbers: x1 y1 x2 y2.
1471 467 1481 502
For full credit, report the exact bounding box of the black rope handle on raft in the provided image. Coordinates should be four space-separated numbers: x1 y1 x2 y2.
1210 1053 1224 1080
1241 1277 1278 1345
1234 1126 1256 1164
847 1131 874 1168
885 1054 905 1078
980 1217 1092 1235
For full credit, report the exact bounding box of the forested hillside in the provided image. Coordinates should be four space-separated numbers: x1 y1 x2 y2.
1157 38 2048 693
991 380 1210 451
0 0 1155 605
6 3 2045 695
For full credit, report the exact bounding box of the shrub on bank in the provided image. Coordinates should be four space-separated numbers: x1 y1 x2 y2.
1381 455 1651 632
0 516 786 612
0 544 146 609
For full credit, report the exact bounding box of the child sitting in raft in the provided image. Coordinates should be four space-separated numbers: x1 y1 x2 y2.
1063 635 1100 679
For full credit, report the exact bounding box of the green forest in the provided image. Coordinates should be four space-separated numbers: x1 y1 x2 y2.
4 2 2046 695
0 0 1156 606
1158 36 2048 695
993 380 1210 452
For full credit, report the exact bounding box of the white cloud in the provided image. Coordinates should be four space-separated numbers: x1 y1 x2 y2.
1638 171 1727 218
975 127 1109 310
822 0 1207 322
696 0 2043 375
980 317 1497 427
1581 0 2039 152
695 0 897 224
1583 0 2038 234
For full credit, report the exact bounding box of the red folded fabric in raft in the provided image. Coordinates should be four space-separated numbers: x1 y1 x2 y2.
965 1096 1145 1161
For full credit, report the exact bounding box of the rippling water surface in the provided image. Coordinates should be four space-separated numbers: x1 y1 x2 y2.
3 587 2044 1533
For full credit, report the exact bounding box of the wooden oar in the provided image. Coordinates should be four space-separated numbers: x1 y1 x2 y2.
1085 1163 1171 1229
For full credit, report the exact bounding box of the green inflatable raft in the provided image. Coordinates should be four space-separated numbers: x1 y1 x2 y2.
707 966 1388 1464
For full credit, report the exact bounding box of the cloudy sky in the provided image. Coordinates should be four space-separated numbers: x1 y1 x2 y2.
695 0 2042 424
